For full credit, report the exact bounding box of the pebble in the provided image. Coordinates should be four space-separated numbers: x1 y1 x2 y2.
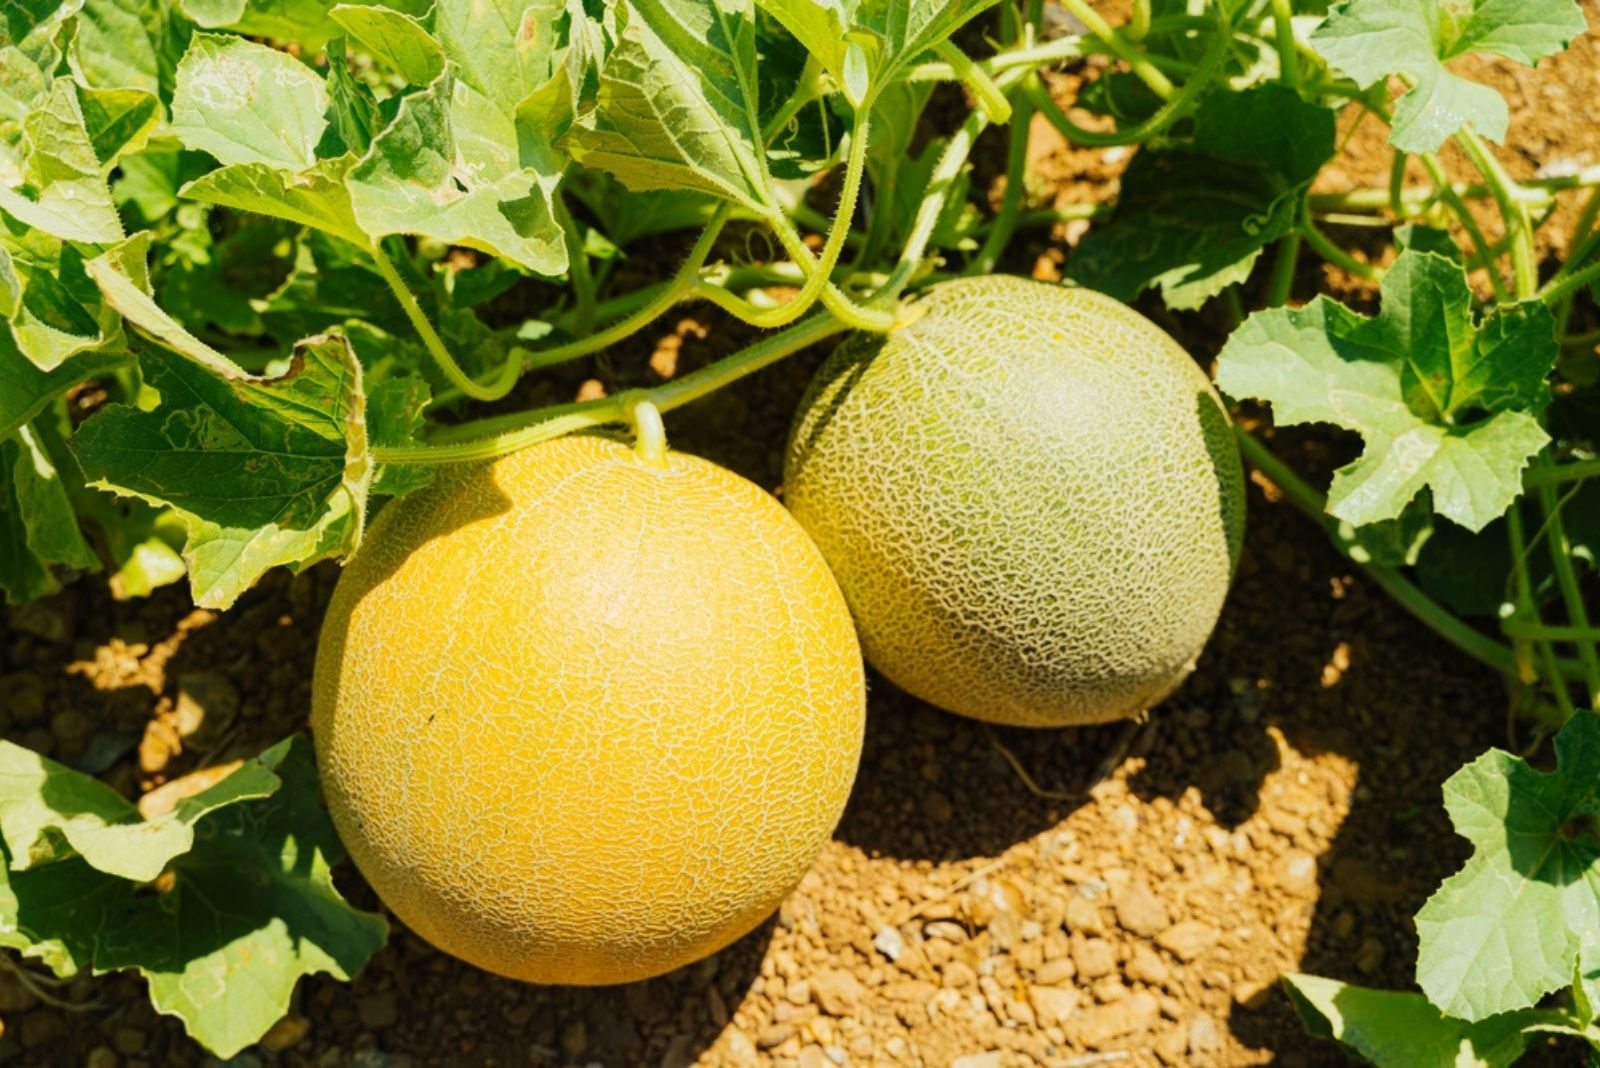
1126 944 1170 986
1069 991 1160 1048
1029 985 1079 1026
725 1029 758 1060
942 961 976 989
85 1048 119 1068
1273 850 1319 892
1032 958 1075 986
19 1012 67 1048
1114 881 1171 937
112 1029 146 1056
1189 1013 1222 1054
809 969 864 1016
1065 896 1105 936
257 1015 310 1053
786 979 812 1006
1155 920 1220 961
560 1020 588 1057
1072 937 1116 979
872 925 905 962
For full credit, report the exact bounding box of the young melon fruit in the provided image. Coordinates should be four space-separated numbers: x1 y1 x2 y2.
784 275 1244 728
312 435 865 986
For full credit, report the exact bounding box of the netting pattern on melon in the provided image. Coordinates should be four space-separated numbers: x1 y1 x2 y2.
785 275 1245 728
312 436 865 985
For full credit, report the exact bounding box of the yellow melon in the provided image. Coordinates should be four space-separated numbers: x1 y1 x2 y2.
784 275 1244 728
312 435 865 985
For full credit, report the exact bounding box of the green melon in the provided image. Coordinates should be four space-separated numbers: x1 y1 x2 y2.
783 275 1245 728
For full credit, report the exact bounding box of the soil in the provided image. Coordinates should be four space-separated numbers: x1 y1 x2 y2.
3 6 1597 1068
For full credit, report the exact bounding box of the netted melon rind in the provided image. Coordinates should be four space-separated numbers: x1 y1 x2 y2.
313 436 866 985
784 275 1245 728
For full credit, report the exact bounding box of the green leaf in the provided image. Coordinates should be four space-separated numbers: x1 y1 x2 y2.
1 233 125 372
367 374 433 496
754 0 855 99
0 855 128 978
181 155 372 249
0 78 126 243
0 735 386 1054
1310 0 1587 153
1069 85 1336 310
170 34 329 170
1415 709 1600 1021
179 0 349 47
348 71 565 274
1215 250 1555 531
1283 973 1556 1068
564 0 771 211
0 739 276 882
431 0 561 113
93 737 387 1059
0 333 125 440
71 0 193 97
329 3 445 85
0 424 99 603
83 232 242 378
71 333 372 609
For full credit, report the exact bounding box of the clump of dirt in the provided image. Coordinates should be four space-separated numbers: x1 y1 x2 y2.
2 10 1596 1068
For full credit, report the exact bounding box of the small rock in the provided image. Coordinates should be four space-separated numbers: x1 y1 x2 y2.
810 969 864 1016
1189 1013 1222 1054
258 1015 310 1053
950 1054 1002 1068
1155 1024 1188 1065
1030 985 1080 1027
725 1029 758 1060
942 961 977 989
659 1033 693 1068
86 1048 120 1068
1233 975 1275 1008
560 1020 588 1057
1070 991 1160 1049
881 980 937 1002
757 1024 794 1050
923 921 966 943
1356 936 1385 974
823 1045 847 1065
1114 881 1171 937
357 991 398 1030
872 925 905 962
0 673 46 726
1274 850 1319 892
1065 896 1105 936
1156 920 1219 962
786 979 812 1006
1033 957 1075 986
1072 937 1116 979
1126 944 1170 986
797 1045 829 1068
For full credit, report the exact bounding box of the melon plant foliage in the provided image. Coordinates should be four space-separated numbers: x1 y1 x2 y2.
0 0 1598 1062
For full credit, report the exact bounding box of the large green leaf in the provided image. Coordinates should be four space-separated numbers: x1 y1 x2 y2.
348 71 565 273
1069 85 1336 310
1283 974 1560 1067
71 0 192 96
1310 0 1587 152
1215 251 1556 531
180 155 371 249
564 0 771 211
94 737 387 1058
1416 709 1600 1021
0 424 99 603
170 34 329 169
71 332 372 610
0 78 127 243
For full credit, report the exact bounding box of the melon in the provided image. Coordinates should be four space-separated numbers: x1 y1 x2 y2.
312 435 865 985
784 275 1244 728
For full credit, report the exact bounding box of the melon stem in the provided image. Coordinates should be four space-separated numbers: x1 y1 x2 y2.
626 397 669 468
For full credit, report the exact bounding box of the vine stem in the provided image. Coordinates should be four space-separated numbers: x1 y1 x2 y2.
1456 127 1537 300
372 313 848 465
1299 211 1381 280
1419 151 1512 303
971 74 1035 277
523 207 732 371
1235 426 1577 696
1055 0 1175 100
1536 473 1600 706
1541 257 1600 306
1268 232 1300 308
370 243 521 402
1026 8 1231 149
1268 0 1299 88
934 40 1012 123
